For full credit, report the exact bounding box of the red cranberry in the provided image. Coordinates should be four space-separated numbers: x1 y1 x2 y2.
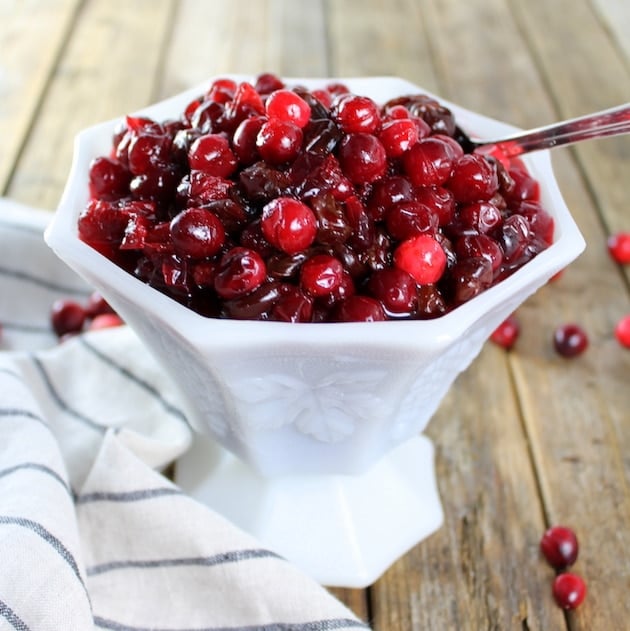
232 116 265 165
490 314 520 349
367 267 418 317
402 137 455 187
51 299 87 337
256 119 303 164
300 254 344 297
332 95 381 134
214 247 266 299
270 286 313 322
85 291 115 318
511 200 555 246
89 313 125 330
450 257 494 303
393 234 447 285
379 119 419 158
254 73 285 95
447 154 499 203
127 131 171 176
338 133 387 184
207 78 238 102
552 573 587 610
224 81 265 125
334 295 386 322
607 231 630 264
615 314 630 348
170 208 226 259
366 176 416 221
261 197 317 255
506 166 540 202
414 186 456 227
457 201 503 235
553 323 589 358
385 201 438 240
265 89 311 128
540 526 579 569
89 157 130 200
455 234 503 273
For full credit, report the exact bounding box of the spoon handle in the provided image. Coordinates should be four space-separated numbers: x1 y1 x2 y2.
475 103 630 158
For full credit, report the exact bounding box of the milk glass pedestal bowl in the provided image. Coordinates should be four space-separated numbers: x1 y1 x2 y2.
45 76 585 588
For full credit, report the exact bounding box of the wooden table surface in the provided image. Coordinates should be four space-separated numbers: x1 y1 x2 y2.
3 1 630 629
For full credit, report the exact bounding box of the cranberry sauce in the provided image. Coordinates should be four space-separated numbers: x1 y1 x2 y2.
79 75 554 322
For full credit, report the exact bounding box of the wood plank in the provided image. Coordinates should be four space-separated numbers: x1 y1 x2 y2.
503 2 630 629
373 348 566 630
4 0 175 210
354 0 630 628
326 0 439 90
157 0 329 100
0 0 82 194
589 0 630 71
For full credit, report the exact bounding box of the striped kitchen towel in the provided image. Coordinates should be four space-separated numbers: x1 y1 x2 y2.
0 198 371 631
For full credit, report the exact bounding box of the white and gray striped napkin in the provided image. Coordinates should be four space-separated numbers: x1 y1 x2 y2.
0 199 371 631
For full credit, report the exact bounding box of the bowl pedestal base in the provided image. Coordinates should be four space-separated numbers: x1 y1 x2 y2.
174 434 443 588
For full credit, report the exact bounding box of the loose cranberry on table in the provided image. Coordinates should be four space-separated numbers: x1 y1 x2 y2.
615 314 630 348
540 525 579 569
607 231 630 264
552 573 587 610
490 314 520 350
78 73 556 323
553 323 589 358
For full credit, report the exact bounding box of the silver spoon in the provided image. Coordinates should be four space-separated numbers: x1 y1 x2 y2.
465 103 630 158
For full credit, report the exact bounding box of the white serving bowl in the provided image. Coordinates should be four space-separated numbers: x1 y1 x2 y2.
45 76 585 586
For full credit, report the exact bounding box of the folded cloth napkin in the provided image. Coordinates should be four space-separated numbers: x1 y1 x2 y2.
0 198 371 631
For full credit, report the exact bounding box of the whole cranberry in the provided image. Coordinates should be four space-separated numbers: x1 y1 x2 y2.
540 525 579 569
51 300 87 337
402 137 455 187
338 133 387 184
188 134 237 177
261 197 317 255
300 254 344 297
378 118 419 158
89 156 130 200
615 314 630 348
265 89 311 128
170 208 226 259
447 153 499 203
332 94 381 134
256 119 303 165
552 573 587 610
607 232 630 264
89 313 125 331
393 234 447 285
85 291 115 318
367 267 418 317
553 324 589 358
214 247 266 299
490 315 520 350
232 116 266 165
333 295 386 322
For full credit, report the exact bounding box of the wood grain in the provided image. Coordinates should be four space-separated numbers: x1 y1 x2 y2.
4 0 175 210
0 0 81 193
